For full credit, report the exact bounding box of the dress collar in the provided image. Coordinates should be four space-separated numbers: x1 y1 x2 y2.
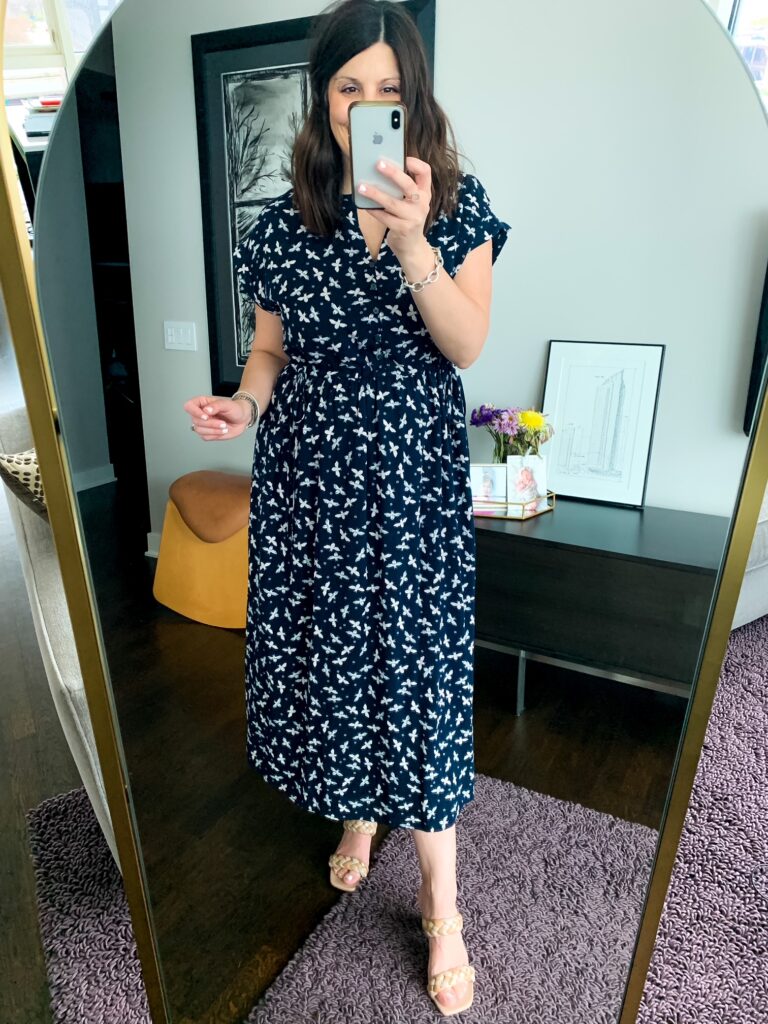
342 195 389 262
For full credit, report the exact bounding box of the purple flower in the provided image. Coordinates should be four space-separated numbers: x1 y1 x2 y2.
470 403 497 427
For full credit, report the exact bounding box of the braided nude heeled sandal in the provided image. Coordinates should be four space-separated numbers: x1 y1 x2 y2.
421 912 476 1016
328 819 377 891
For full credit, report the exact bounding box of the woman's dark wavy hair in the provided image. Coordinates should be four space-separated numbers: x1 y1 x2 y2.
290 0 465 237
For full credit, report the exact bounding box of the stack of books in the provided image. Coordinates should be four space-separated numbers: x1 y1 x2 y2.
21 95 62 137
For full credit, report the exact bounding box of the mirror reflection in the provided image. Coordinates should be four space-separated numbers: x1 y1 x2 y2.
6 0 768 1020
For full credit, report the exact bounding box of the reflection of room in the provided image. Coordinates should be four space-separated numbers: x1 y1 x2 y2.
2 0 768 1022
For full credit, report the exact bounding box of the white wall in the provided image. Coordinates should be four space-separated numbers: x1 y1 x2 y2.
440 0 767 512
33 93 114 490
0 278 24 413
109 0 768 550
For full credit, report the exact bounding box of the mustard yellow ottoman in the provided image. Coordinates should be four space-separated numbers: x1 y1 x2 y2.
152 470 251 629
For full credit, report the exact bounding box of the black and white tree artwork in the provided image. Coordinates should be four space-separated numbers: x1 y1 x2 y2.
225 65 308 362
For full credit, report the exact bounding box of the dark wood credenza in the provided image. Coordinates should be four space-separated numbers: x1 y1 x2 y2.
473 499 731 714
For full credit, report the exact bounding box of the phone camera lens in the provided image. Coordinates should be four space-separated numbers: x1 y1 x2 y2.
391 111 400 129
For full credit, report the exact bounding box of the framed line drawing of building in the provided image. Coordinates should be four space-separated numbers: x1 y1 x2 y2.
540 339 665 508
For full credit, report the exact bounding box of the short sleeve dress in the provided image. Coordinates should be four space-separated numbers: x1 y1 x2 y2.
232 172 510 832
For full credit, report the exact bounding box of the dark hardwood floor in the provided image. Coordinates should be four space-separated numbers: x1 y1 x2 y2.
1 477 687 1024
0 483 80 1024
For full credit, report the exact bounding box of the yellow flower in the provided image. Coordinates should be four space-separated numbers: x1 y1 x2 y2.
519 409 546 430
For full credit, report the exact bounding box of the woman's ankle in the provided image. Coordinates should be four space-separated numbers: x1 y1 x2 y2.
418 878 458 918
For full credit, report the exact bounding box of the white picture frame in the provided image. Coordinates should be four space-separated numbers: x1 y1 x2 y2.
470 462 508 503
541 340 665 507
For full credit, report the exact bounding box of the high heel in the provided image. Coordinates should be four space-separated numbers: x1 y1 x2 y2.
421 912 476 1016
328 818 377 891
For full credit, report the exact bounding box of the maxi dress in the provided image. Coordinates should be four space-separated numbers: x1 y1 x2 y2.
232 171 510 832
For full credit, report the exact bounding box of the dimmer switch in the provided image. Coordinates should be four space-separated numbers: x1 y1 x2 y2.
164 321 197 351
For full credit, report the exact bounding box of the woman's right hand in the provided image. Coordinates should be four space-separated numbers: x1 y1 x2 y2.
183 395 251 441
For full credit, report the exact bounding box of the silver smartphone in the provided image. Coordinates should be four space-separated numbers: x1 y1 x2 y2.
348 100 407 209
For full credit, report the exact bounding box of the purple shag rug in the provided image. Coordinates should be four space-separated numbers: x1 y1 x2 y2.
24 614 768 1022
636 613 768 1023
26 778 656 1023
247 772 657 1024
25 785 150 1022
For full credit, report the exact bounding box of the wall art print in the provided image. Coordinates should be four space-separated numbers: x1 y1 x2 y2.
227 66 307 363
540 339 665 508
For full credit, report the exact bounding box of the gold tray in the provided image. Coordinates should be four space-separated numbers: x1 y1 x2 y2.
472 490 556 521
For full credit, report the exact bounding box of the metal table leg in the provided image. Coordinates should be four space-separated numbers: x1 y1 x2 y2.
516 648 526 716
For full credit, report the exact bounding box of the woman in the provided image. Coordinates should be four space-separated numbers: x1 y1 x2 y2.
184 0 509 1014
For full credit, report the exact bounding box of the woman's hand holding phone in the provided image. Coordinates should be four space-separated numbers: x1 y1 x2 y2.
358 155 434 261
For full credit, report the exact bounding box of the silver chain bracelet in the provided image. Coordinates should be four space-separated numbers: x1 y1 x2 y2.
398 245 444 291
232 390 260 429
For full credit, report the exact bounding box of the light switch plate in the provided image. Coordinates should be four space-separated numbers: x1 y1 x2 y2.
164 321 197 351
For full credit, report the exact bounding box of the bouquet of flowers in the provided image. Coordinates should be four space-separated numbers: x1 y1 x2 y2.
470 404 555 462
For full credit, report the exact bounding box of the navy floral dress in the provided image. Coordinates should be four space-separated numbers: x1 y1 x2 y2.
233 171 510 831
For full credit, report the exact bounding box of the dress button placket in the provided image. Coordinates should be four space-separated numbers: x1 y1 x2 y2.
361 262 377 423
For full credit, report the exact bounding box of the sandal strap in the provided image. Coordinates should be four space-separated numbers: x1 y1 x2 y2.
427 963 476 996
342 819 377 835
421 912 463 936
328 852 369 878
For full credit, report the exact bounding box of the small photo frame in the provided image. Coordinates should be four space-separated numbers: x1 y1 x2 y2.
470 462 507 503
507 455 548 512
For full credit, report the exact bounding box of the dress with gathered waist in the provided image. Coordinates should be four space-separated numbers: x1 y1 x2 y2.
232 173 510 831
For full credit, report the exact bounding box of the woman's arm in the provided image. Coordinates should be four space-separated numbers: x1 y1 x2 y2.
360 156 497 371
396 236 492 370
184 303 288 439
235 305 289 417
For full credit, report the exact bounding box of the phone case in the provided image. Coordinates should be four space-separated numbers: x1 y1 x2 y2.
348 101 407 209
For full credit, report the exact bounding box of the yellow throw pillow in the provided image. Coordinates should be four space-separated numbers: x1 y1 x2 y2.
0 448 48 521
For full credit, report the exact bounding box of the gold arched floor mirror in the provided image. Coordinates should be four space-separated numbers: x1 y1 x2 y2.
1 1 767 1022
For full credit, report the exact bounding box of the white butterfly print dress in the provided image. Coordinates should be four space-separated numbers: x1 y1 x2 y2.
233 172 510 831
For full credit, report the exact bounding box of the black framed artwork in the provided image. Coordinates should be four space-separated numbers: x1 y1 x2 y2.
191 0 436 395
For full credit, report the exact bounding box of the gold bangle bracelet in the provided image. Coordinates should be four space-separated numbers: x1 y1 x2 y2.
232 390 260 428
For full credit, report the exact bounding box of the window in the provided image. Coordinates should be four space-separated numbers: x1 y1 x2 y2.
6 0 53 47
731 0 768 106
706 0 768 107
61 0 118 56
3 0 120 98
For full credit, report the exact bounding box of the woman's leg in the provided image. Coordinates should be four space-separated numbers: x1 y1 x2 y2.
413 824 471 1010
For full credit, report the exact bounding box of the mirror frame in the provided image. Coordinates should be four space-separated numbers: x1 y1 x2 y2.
1 3 767 1022
619 354 768 1014
0 2 170 1019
